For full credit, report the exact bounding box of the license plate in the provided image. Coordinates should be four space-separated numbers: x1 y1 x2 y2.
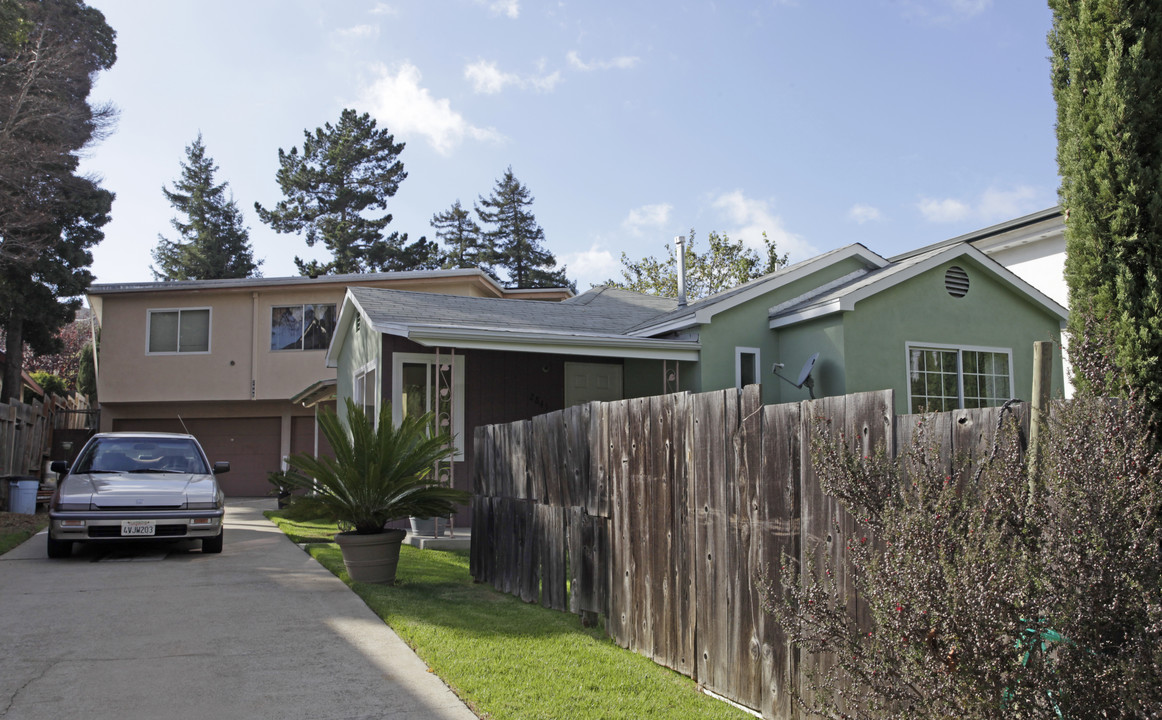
121 520 155 536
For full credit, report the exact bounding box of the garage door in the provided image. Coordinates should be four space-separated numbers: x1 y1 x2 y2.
111 417 281 497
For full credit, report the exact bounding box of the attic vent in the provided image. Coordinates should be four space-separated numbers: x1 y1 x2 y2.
355 315 362 333
945 266 969 297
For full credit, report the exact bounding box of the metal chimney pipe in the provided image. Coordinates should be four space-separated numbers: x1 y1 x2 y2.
675 235 687 307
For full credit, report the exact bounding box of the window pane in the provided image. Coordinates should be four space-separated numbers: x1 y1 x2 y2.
148 311 178 353
740 352 756 387
401 363 430 420
179 309 210 353
302 304 336 350
962 351 977 374
271 306 303 350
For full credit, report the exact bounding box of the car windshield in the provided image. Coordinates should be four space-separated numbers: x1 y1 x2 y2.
73 437 210 475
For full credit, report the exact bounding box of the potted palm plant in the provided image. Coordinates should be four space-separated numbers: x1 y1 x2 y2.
282 398 468 584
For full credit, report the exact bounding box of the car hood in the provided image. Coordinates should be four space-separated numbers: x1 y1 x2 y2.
60 473 220 508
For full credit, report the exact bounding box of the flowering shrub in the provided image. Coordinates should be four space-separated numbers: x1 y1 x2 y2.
761 396 1162 719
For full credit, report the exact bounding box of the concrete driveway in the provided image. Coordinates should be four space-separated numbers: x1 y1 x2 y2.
0 499 477 720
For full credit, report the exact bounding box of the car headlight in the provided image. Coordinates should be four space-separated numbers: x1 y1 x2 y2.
186 502 221 510
53 503 90 512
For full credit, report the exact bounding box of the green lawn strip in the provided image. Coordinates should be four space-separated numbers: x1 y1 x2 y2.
266 513 751 720
0 519 48 555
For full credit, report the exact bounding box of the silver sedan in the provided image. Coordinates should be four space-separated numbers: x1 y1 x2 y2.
47 432 228 558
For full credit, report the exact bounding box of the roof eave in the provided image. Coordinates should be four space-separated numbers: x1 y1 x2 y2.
405 326 700 361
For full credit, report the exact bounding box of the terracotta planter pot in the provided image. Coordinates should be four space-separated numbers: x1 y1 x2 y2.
333 528 407 584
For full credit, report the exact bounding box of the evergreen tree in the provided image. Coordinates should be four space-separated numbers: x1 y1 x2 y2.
476 167 568 288
603 230 786 299
0 0 115 401
255 108 434 275
1050 2 1162 413
431 199 488 270
151 134 261 280
0 175 111 401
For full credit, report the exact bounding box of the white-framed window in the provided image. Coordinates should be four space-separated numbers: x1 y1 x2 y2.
353 362 378 425
735 346 761 389
906 343 1013 414
391 352 466 458
271 303 337 351
146 307 211 354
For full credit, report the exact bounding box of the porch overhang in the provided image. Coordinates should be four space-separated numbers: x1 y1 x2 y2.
401 326 700 361
290 379 337 408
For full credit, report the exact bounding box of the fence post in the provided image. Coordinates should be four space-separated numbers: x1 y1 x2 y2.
1027 341 1053 505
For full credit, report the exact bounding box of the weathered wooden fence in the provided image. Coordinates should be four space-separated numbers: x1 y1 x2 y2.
470 387 1028 719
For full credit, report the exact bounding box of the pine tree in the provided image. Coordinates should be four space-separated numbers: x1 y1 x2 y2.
1050 1 1162 413
255 109 435 275
430 199 487 270
151 134 261 280
476 167 568 288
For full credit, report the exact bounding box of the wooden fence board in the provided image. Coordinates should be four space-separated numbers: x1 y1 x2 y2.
761 401 802 720
608 398 632 647
537 504 568 610
694 389 732 690
587 401 610 518
734 384 764 709
671 391 696 677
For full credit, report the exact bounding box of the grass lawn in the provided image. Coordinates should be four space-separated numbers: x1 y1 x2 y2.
266 512 753 720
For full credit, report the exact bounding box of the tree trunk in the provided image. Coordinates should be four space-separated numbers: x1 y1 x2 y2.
3 307 24 401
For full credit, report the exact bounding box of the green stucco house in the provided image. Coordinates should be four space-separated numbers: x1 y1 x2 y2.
321 240 1066 523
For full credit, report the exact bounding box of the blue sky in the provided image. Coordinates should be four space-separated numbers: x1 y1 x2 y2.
79 0 1059 289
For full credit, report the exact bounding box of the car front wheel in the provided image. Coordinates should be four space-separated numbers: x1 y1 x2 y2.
47 536 72 559
202 530 223 554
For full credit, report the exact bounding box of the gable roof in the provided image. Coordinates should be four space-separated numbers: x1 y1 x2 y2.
624 244 888 337
769 243 1069 328
890 206 1063 262
326 285 698 366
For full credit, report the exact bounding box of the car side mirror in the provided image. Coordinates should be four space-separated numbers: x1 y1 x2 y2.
213 461 230 475
50 460 69 474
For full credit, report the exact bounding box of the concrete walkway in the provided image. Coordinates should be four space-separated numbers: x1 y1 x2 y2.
0 499 477 720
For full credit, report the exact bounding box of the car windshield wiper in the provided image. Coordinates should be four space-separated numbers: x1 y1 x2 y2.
127 468 185 474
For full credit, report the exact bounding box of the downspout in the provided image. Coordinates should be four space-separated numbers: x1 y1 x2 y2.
250 291 259 400
86 297 99 394
675 235 688 308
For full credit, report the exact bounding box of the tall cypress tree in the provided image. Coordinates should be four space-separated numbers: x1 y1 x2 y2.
1050 2 1162 412
431 199 487 270
476 167 568 288
151 134 261 280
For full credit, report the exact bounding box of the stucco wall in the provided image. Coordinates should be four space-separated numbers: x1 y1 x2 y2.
842 258 1065 415
690 254 871 405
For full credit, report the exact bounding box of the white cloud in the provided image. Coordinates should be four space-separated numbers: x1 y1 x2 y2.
566 51 640 72
711 190 815 261
370 3 397 15
918 185 1042 224
465 61 520 94
917 197 971 223
560 244 621 289
334 24 379 40
465 60 561 94
480 0 519 18
623 203 672 236
848 203 883 224
359 62 502 155
977 185 1039 221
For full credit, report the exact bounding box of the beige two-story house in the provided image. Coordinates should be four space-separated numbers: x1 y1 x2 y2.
88 269 570 495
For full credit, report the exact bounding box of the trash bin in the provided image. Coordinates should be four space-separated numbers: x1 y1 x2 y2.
7 478 38 515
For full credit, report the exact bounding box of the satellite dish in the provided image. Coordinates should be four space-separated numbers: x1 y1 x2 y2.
796 352 819 388
772 352 820 400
